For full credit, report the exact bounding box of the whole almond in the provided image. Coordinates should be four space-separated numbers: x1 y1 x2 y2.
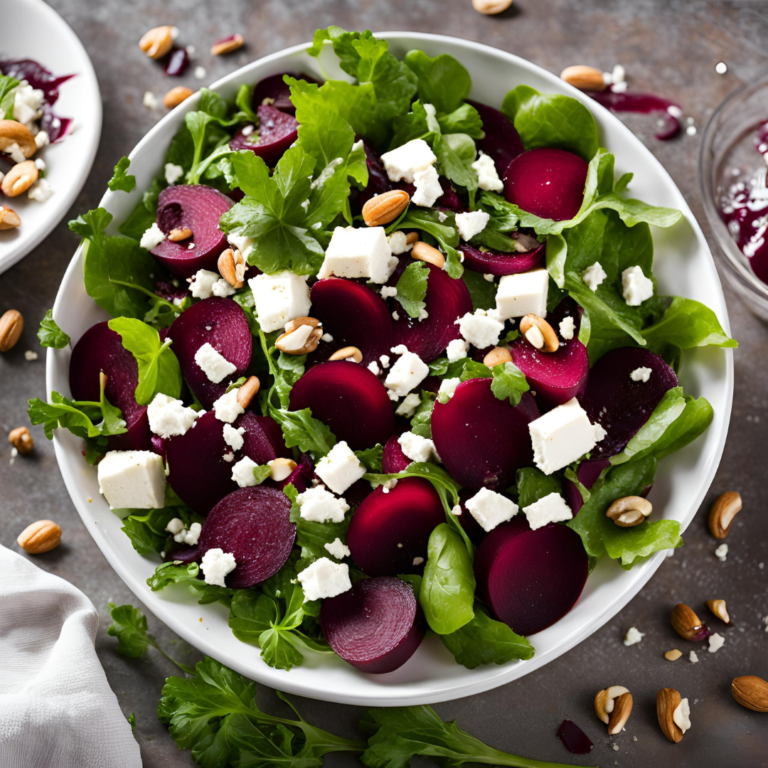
235 376 260 409
362 189 410 227
0 206 21 231
211 33 244 56
0 309 24 352
708 491 741 539
608 692 633 735
168 227 192 242
472 0 514 14
732 676 768 713
0 120 37 159
671 603 708 641
164 86 195 109
139 26 176 59
218 248 246 288
483 346 512 368
561 65 607 92
656 688 684 743
606 495 653 528
9 426 34 455
17 520 62 554
411 241 445 269
329 346 363 363
1 160 38 197
519 314 559 353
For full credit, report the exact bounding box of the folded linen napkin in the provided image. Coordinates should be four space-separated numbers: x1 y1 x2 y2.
0 544 142 768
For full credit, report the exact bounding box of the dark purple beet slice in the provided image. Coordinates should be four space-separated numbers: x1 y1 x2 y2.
510 335 589 410
580 347 678 458
563 458 610 516
166 411 283 515
469 100 526 176
391 262 472 362
547 297 583 339
229 105 298 167
251 72 318 114
69 321 151 451
289 361 395 450
455 488 487 545
382 435 411 474
165 545 201 563
347 478 444 577
164 47 189 77
432 379 539 491
320 576 424 674
557 720 594 755
310 278 392 367
475 517 588 635
436 180 465 213
166 297 252 409
461 233 545 276
198 486 295 588
504 148 588 221
151 185 233 277
349 142 392 213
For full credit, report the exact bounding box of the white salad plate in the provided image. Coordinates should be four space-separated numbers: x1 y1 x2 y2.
47 32 734 706
0 0 101 275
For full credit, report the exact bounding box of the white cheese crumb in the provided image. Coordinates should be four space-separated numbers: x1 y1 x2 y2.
315 441 366 495
559 316 575 340
194 342 237 384
388 231 413 255
446 338 469 362
455 211 490 242
621 265 654 306
324 538 351 560
472 152 504 192
438 377 461 402
689 650 699 663
147 393 200 438
164 163 185 185
28 178 54 202
189 269 219 299
523 492 573 530
465 488 518 532
412 556 425 566
200 548 236 586
222 424 246 451
708 633 725 653
581 261 607 292
297 485 349 523
143 91 158 110
231 456 259 487
140 222 166 250
380 286 398 299
213 388 244 423
457 309 504 349
297 557 351 602
715 543 729 562
24 350 39 361
412 165 443 207
623 626 645 646
630 367 652 383
395 392 421 417
194 66 207 80
398 431 436 463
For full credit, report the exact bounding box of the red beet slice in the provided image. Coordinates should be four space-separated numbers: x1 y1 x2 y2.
289 361 395 450
229 104 298 167
563 458 610 516
455 489 488 545
469 100 526 176
310 278 392 367
151 185 233 278
320 576 424 674
461 233 545 276
251 72 318 114
504 148 588 221
475 517 588 635
432 379 539 491
580 347 678 458
391 262 472 362
382 435 411 474
69 321 150 451
166 411 284 514
510 335 589 410
347 478 444 577
166 297 252 409
198 486 295 588
349 142 393 213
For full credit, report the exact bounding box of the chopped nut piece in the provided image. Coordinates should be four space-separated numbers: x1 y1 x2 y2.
9 426 33 455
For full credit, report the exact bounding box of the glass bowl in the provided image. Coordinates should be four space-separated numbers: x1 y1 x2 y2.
700 72 768 320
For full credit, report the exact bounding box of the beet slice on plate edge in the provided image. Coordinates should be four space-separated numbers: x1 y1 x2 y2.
69 321 151 451
150 185 233 278
432 379 540 492
229 104 298 167
289 361 395 450
563 458 611 516
347 478 445 577
468 100 526 176
503 147 589 222
510 335 590 411
198 486 295 588
382 435 411 474
310 278 393 367
475 517 589 636
166 297 252 409
320 576 424 674
391 262 473 362
580 347 679 459
461 232 545 277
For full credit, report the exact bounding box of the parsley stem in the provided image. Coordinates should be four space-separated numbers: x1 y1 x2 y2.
110 279 183 316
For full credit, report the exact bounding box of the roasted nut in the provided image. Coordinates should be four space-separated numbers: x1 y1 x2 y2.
0 309 24 352
17 520 62 554
235 376 260 409
139 25 176 59
329 346 363 363
657 688 685 743
9 426 34 455
168 227 192 242
269 457 297 482
405 231 419 245
211 33 245 56
560 65 608 92
411 241 445 269
706 599 731 625
472 0 514 14
275 318 323 355
362 189 410 227
664 649 683 661
1 160 38 197
671 603 709 641
606 495 652 527
164 86 194 109
708 491 741 539
608 692 633 736
519 314 559 353
483 346 512 368
0 206 21 231
217 248 246 289
284 316 321 334
0 120 37 159
732 676 768 713
594 685 630 725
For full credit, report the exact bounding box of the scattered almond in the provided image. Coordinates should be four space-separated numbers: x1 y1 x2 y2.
731 676 768 713
275 318 323 356
708 491 741 539
606 495 653 527
664 649 683 661
519 314 559 353
362 189 410 227
671 603 707 641
594 685 629 725
218 248 246 288
1 160 38 197
0 206 21 231
139 25 176 59
0 309 24 352
0 120 37 159
560 65 607 92
235 376 260 409
164 86 195 109
472 0 514 14
329 346 363 363
211 34 244 56
483 347 512 368
656 688 684 743
9 426 33 455
608 692 633 735
17 520 62 554
706 599 731 625
411 241 445 269
269 457 297 482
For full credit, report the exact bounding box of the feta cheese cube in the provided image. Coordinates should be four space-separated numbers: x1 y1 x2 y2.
581 262 607 292
455 211 490 242
465 488 519 532
523 492 573 530
140 222 166 250
97 450 166 509
412 165 443 207
297 557 352 601
147 393 200 438
446 338 469 362
385 349 429 397
315 441 366 495
630 367 652 383
458 309 504 348
559 316 575 340
4 142 26 164
324 537 351 560
213 389 244 423
164 163 184 185
231 456 259 487
437 377 461 401
395 392 421 417
296 485 350 523
13 83 44 126
621 266 654 306
496 269 549 319
249 271 311 333
200 548 236 587
398 431 436 463
222 424 246 451
528 398 598 475
380 138 437 183
472 152 504 192
318 226 398 284
195 342 237 384
189 269 219 299
388 231 413 255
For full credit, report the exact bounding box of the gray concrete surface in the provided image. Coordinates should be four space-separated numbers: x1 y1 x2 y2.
1 1 766 766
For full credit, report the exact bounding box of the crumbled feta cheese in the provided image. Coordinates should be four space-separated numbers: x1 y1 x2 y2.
315 441 366 495
324 537 351 560
27 178 54 202
200 548 236 587
465 488 519 532
621 265 654 306
455 211 490 241
395 392 421 417
708 633 725 653
630 367 652 383
140 223 166 250
715 543 728 562
147 393 200 438
279 324 314 352
412 556 425 566
623 626 645 646
559 316 575 340
529 398 599 475
211 278 236 297
524 325 545 349
392 311 400 321
34 158 46 171
593 422 607 442
34 131 49 149
97 450 166 509
367 361 381 376
195 342 237 384
24 350 38 361
385 349 429 397
227 229 254 260
249 271 311 332
189 269 219 299
446 338 469 362
496 269 549 319
412 165 443 207
164 163 184 185
222 424 246 451
689 651 699 663
296 485 350 523
231 456 259 487
194 66 207 80
438 377 461 401
213 389 245 423
472 152 504 192
297 557 352 601
380 138 437 183
523 492 573 530
388 231 413 255
166 518 202 546
458 309 504 349
223 452 234 462
143 91 159 110
4 142 26 163
321 333 334 343
379 354 391 368
13 83 44 126
380 286 398 299
318 226 398 284
673 698 691 734
398 431 436 463
581 262 607 292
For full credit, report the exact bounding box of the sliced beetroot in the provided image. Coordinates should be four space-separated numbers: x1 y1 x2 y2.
347 478 444 576
229 104 298 167
166 297 252 409
164 47 189 77
461 233 545 276
547 297 583 339
165 545 200 564
510 335 589 410
436 180 465 213
382 435 411 474
349 142 393 213
580 347 678 458
563 458 610 516
69 321 151 451
198 486 295 588
503 148 588 221
251 72 318 114
150 185 233 278
475 517 588 635
166 411 283 514
469 100 526 176
391 262 472 362
432 379 539 491
455 488 487 545
289 361 394 450
320 576 424 674
310 278 392 367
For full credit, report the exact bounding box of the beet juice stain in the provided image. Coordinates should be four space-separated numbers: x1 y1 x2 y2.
590 90 683 140
557 719 594 754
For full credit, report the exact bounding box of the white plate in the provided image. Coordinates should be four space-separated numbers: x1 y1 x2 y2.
47 33 734 706
0 0 101 274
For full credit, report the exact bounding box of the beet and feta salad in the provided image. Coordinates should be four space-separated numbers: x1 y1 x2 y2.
32 28 736 675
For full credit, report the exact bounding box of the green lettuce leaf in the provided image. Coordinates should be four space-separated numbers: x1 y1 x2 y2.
37 310 70 349
395 261 429 318
403 50 472 114
108 156 136 193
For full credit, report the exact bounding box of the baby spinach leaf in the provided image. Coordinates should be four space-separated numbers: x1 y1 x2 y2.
0 74 19 118
270 407 336 460
434 132 478 202
395 261 429 318
641 296 737 350
461 269 497 312
147 561 235 606
403 50 472 114
119 504 197 556
410 391 435 439
437 103 485 140
37 309 70 348
490 362 530 407
108 156 136 193
355 444 383 473
516 467 562 509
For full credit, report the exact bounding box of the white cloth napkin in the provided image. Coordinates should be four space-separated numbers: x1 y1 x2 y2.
0 544 142 768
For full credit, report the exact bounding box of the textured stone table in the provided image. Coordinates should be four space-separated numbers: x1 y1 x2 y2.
1 1 766 765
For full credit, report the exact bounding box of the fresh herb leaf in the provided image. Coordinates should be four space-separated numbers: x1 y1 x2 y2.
516 467 562 509
37 309 70 348
270 407 336 460
642 296 737 350
437 103 485 139
462 269 497 312
434 132 478 203
395 261 429 318
119 504 197 556
252 464 272 484
355 444 383 473
108 156 137 193
403 50 472 114
490 361 530 407
410 391 436 439
147 562 235 606
0 74 20 119
393 208 464 278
